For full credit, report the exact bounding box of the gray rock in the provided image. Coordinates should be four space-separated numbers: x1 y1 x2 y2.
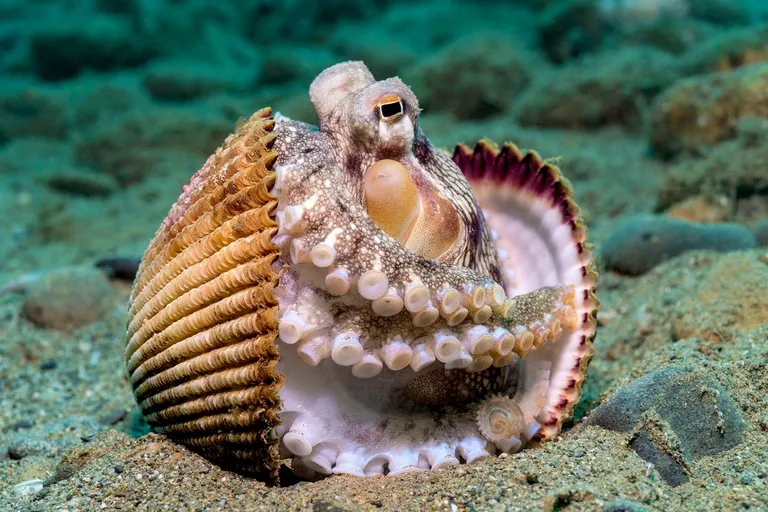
8 437 57 459
22 267 116 331
601 215 756 275
0 85 70 142
629 424 689 487
13 479 44 498
603 500 648 512
46 169 118 197
6 416 103 459
588 365 746 486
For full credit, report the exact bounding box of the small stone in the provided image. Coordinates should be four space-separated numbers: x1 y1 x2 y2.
601 215 755 276
0 86 70 142
47 170 118 197
198 464 210 474
588 365 746 486
39 360 57 371
113 465 124 474
8 438 56 459
603 500 648 512
12 419 33 430
94 256 141 282
13 479 45 498
23 267 116 331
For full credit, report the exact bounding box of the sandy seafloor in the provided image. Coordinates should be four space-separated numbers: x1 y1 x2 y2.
1 0 768 510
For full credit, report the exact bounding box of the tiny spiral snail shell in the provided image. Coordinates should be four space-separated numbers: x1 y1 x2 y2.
477 395 525 442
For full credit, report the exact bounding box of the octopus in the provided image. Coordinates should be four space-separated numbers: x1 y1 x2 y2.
124 61 598 482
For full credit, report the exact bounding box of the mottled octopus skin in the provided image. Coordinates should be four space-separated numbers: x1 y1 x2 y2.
124 61 598 483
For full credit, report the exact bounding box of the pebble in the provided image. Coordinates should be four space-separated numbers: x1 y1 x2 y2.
7 416 103 459
12 419 33 430
46 170 118 197
8 438 57 460
22 267 116 331
94 256 141 282
603 500 648 512
588 364 745 486
13 479 45 498
40 360 58 370
601 215 756 275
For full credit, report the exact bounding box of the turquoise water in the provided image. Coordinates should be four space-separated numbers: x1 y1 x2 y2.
1 0 766 278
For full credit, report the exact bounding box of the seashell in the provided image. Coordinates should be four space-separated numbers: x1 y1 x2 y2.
476 395 525 442
124 61 598 483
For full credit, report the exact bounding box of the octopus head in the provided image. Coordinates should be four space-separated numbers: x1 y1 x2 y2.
310 61 419 159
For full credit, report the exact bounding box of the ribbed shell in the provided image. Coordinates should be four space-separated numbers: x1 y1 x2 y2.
124 107 283 482
453 140 599 441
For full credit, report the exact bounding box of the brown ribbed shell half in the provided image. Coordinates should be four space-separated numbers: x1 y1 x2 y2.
124 107 284 482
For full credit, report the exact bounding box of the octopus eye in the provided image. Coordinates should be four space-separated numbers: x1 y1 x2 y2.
376 95 404 121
